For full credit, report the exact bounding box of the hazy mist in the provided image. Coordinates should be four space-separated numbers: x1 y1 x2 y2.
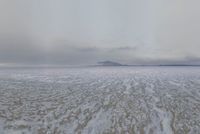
0 0 200 65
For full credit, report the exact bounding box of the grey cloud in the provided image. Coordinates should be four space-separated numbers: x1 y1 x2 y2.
0 0 200 65
129 56 200 65
76 47 100 52
111 46 138 52
0 36 200 65
0 36 45 64
117 46 137 50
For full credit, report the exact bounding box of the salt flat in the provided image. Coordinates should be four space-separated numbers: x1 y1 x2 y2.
0 67 200 134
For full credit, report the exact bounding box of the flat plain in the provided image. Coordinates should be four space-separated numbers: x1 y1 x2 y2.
0 67 200 134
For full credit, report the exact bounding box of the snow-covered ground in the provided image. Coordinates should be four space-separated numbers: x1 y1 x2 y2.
0 67 200 134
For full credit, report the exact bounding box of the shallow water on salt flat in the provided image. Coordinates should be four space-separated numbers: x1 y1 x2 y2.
0 67 200 134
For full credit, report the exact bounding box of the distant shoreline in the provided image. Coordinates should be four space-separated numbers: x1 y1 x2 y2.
0 65 200 69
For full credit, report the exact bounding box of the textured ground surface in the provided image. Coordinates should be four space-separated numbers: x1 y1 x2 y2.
0 67 200 134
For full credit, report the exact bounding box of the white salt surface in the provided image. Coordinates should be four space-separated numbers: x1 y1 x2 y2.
0 67 200 134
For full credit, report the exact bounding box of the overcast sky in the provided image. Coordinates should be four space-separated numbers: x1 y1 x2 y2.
0 0 200 65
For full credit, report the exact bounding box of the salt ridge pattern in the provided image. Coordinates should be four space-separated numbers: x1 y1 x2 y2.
0 67 200 134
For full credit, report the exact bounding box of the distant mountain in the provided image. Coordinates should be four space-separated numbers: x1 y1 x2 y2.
97 61 126 66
